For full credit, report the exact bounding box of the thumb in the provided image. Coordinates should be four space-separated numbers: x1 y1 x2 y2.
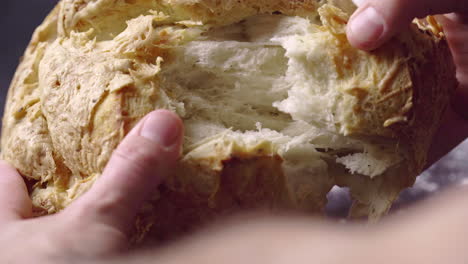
347 0 467 50
65 110 183 233
0 161 32 223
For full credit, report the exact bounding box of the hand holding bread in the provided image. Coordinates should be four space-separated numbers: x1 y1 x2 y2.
0 111 183 262
0 0 468 263
348 0 468 165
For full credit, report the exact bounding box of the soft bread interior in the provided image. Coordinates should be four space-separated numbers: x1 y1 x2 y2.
160 14 401 178
3 2 425 224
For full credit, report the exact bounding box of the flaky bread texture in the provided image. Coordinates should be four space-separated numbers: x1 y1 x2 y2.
1 0 456 242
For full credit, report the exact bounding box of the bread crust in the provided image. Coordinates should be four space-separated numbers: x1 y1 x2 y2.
1 0 457 241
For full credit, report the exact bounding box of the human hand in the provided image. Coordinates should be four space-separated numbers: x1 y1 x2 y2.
347 0 468 164
0 110 183 263
103 186 468 264
99 4 468 263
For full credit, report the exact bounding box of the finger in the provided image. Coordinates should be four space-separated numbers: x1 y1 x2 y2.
65 110 183 233
347 0 467 50
0 161 32 223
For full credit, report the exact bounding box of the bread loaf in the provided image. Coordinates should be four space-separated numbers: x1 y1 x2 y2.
1 0 457 242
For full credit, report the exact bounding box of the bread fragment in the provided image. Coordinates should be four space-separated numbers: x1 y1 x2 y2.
1 0 456 241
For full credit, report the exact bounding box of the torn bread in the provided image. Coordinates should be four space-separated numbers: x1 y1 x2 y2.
1 0 456 242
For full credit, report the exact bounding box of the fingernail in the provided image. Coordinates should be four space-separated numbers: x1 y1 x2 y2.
348 6 385 48
140 111 181 147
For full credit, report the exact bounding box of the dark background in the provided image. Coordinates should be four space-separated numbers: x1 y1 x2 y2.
0 0 58 111
1 0 467 213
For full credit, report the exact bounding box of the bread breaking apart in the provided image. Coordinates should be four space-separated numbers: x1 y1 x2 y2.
1 0 457 242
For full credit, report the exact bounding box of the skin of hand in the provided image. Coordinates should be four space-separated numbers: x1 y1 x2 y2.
347 0 468 164
0 110 184 263
104 186 468 264
2 1 468 263
104 1 468 263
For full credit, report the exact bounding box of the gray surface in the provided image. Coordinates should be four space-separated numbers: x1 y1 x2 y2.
1 0 467 214
396 140 468 205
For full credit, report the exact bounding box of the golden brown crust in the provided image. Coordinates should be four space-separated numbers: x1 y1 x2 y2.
403 21 457 175
1 0 457 241
332 18 457 218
